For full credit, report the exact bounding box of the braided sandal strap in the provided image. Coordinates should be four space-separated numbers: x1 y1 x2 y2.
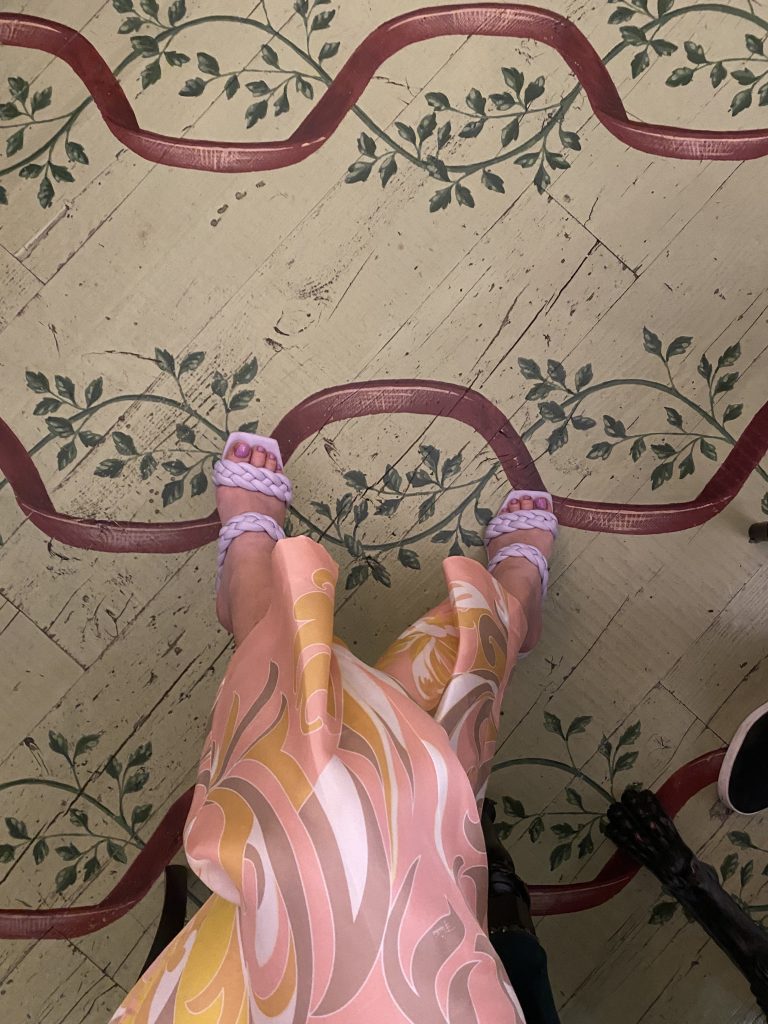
485 509 558 543
216 512 285 589
487 543 549 599
213 459 292 505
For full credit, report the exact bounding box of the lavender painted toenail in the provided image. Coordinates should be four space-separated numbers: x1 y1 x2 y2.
234 442 250 458
256 446 266 453
534 497 548 509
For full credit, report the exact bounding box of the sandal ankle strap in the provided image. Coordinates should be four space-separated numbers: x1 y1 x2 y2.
216 512 285 590
487 542 549 599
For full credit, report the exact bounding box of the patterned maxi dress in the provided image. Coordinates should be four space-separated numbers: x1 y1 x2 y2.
111 536 529 1024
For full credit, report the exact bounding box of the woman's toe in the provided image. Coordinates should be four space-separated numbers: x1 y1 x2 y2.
265 452 278 472
520 495 534 510
505 498 521 513
250 445 268 468
228 440 252 462
534 496 550 511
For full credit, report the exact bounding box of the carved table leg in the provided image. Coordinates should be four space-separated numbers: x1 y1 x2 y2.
606 788 768 1014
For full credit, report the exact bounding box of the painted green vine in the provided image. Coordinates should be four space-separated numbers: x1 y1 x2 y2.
0 0 766 211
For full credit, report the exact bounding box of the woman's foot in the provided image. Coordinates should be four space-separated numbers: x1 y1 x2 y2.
486 494 555 652
215 439 286 640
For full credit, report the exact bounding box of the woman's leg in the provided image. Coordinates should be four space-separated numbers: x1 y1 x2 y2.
215 439 286 643
486 493 555 651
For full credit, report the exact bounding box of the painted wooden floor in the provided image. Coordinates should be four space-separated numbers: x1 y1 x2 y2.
1 0 767 1020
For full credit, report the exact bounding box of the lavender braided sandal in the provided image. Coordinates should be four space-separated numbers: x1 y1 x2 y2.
213 432 291 590
485 490 557 600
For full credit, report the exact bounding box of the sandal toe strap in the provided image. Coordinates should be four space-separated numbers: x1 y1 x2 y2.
213 459 292 505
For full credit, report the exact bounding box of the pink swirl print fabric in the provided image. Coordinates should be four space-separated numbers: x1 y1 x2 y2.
111 536 529 1023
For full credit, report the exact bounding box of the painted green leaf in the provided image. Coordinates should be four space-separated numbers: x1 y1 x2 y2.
83 856 101 880
370 560 391 587
603 415 626 438
652 441 676 459
70 808 89 829
684 40 707 64
429 187 452 212
466 87 486 115
642 326 662 355
261 44 279 68
651 39 677 56
107 839 128 863
524 76 545 105
571 416 596 431
649 901 678 924
55 865 78 893
345 564 368 590
319 41 340 62
224 75 240 99
312 9 335 30
552 822 577 837
731 68 756 86
533 163 551 193
5 817 29 840
140 0 159 15
481 169 505 193
544 711 564 737
526 382 554 400
728 831 754 849
120 17 144 34
344 533 364 558
131 803 153 827
125 767 149 793
666 335 692 358
567 715 592 738
398 548 420 570
245 100 268 127
608 7 635 23
745 33 764 55
718 341 741 367
587 442 612 460
84 377 103 407
502 796 526 818
679 452 695 478
489 92 515 110
548 425 568 453
0 846 14 863
518 357 542 381
730 89 752 116
141 59 162 89
418 496 436 522
574 363 593 390
197 52 219 75
310 501 331 519
56 843 82 861
566 788 585 810
344 470 368 491
0 185 7 205
419 445 440 474
336 494 354 519
459 526 483 547
38 177 55 209
474 506 492 525
723 404 743 423
501 118 520 147
353 500 368 525
57 441 77 470
179 77 206 97
651 461 674 489
698 353 712 381
539 401 566 422
168 0 187 25
741 860 754 887
710 62 727 88
550 842 572 871
74 734 100 759
127 743 152 768
721 852 739 881
666 66 694 86
665 407 683 428
33 838 49 864
31 86 53 113
6 129 24 158
379 155 397 187
26 371 50 394
658 0 675 13
190 471 208 497
442 453 462 480
618 721 641 747
229 390 254 410
630 437 646 461
547 359 566 385
455 183 474 208
49 731 70 758
528 816 544 842
8 77 29 102
578 832 594 858
346 160 372 183
162 478 184 506
357 132 376 157
515 152 538 168
431 530 454 544
0 102 20 120
140 453 157 480
296 77 313 100
384 465 402 492
631 49 650 78
614 750 639 772
131 35 159 57
417 112 437 142
106 756 122 779
700 439 718 461
113 432 137 456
